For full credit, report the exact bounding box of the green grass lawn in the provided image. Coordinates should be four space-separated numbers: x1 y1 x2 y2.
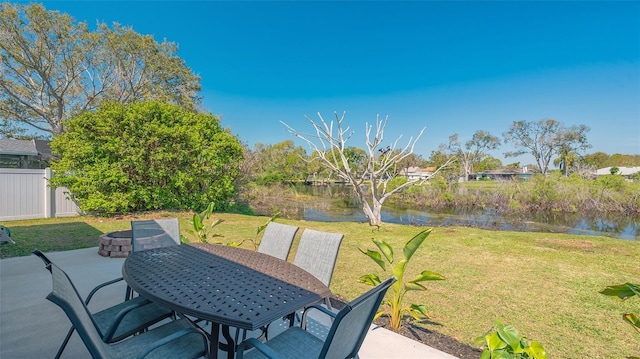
2 212 638 358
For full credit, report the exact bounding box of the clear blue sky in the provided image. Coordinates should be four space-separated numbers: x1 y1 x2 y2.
29 1 640 166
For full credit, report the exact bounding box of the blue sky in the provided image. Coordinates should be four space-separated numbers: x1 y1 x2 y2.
27 1 640 166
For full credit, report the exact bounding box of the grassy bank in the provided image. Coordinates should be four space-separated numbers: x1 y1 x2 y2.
2 213 638 358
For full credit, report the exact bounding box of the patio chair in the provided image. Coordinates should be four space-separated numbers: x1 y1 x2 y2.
127 218 182 300
257 222 299 260
130 218 181 252
33 250 175 359
34 249 208 359
293 228 344 288
237 277 396 359
266 229 343 333
293 228 344 310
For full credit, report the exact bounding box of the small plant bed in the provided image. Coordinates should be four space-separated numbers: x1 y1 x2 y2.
330 297 481 359
374 316 482 359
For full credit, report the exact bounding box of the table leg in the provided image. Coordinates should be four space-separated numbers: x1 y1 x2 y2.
209 323 220 359
222 326 235 359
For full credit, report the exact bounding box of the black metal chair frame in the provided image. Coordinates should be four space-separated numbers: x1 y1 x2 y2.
33 250 174 358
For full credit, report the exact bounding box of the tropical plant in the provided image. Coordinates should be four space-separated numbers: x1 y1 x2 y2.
357 228 444 330
599 283 640 336
187 202 224 244
476 321 548 359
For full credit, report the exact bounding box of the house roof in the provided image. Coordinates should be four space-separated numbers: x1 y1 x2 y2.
34 139 55 161
0 139 38 156
595 166 640 176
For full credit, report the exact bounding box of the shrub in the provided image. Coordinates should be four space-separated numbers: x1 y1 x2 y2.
50 101 244 215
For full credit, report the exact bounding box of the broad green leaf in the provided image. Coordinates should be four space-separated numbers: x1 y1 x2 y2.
497 324 522 350
404 282 427 291
403 228 432 261
392 259 408 291
623 312 640 333
192 213 203 231
408 304 429 320
358 274 381 286
409 270 446 283
487 332 507 351
492 351 514 359
479 350 491 359
599 283 640 301
527 341 548 359
373 239 394 263
359 248 386 270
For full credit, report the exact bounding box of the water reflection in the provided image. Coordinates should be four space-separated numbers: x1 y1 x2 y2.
288 185 639 240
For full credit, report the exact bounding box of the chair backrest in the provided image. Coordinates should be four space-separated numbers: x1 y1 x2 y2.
320 277 396 359
293 229 344 287
131 218 181 252
0 225 13 244
33 250 112 358
257 222 299 260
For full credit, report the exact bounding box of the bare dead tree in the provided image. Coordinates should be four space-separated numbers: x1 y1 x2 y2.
282 111 454 226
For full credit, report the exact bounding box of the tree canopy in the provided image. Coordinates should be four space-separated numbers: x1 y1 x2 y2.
0 3 201 138
503 119 590 175
49 101 243 215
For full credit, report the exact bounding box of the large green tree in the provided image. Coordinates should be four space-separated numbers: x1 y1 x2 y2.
0 3 201 137
503 119 590 175
251 140 308 184
49 101 243 215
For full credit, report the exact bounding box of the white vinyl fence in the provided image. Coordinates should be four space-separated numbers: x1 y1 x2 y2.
0 168 80 221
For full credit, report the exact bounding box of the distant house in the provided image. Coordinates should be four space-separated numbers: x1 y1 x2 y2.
474 167 534 181
400 166 435 180
0 139 53 169
595 166 640 177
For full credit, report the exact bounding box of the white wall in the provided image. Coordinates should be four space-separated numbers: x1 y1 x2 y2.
0 168 80 221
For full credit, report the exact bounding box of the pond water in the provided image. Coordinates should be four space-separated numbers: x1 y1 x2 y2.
288 185 639 241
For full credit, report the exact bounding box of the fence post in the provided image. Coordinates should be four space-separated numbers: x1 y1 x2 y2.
44 167 53 218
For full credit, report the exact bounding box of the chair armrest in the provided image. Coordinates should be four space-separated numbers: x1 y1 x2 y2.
137 327 208 359
85 277 125 305
303 304 337 319
237 338 281 359
101 298 152 342
301 304 338 329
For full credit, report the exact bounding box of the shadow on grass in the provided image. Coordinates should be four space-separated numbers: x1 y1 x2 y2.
0 222 103 259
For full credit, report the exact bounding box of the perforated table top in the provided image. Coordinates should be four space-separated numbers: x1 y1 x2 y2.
122 244 331 331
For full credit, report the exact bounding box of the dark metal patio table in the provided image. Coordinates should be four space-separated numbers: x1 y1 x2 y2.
122 243 331 359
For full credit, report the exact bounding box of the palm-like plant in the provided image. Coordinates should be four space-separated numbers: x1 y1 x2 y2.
358 228 444 330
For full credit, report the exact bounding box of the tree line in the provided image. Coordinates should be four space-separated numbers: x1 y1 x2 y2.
2 3 638 222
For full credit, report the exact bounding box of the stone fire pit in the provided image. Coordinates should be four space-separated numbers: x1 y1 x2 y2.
98 228 170 257
98 230 133 258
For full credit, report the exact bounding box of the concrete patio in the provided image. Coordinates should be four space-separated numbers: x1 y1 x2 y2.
0 247 458 358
